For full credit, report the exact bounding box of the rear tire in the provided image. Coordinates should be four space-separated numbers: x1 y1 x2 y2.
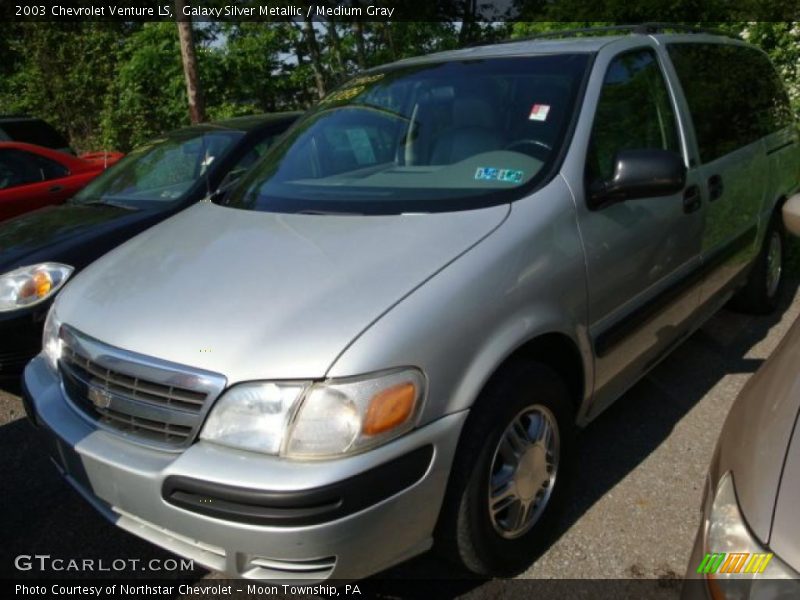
435 360 575 576
730 213 785 315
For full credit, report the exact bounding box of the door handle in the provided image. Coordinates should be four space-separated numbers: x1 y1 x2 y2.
49 185 63 193
707 174 724 201
683 185 701 214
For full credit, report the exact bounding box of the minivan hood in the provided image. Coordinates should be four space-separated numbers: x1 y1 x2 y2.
56 201 508 382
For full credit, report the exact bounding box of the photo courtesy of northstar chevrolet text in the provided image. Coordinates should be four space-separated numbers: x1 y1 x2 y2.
2 2 800 598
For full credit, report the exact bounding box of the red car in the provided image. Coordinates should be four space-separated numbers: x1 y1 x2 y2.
0 142 123 222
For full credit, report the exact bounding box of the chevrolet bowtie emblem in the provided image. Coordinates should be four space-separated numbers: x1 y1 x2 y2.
88 388 113 410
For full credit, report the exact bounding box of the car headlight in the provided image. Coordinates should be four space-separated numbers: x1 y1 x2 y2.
200 368 425 459
199 382 306 454
41 305 63 372
700 472 797 599
0 263 73 312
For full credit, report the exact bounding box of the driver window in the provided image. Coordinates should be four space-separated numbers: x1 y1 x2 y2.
586 49 680 187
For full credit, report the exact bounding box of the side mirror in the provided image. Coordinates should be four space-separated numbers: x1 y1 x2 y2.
782 194 800 237
589 149 687 207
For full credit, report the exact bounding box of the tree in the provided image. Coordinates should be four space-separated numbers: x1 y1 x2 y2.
302 17 327 99
739 22 800 114
2 19 796 154
175 0 205 123
100 23 189 149
218 23 284 114
353 21 367 69
0 23 130 152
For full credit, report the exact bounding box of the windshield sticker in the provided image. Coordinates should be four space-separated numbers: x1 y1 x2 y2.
529 104 550 121
475 168 524 184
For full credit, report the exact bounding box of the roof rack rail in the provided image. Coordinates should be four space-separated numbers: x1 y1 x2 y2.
472 22 737 47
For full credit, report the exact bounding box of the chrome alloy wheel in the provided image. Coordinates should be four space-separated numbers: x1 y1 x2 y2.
487 404 560 539
766 230 783 299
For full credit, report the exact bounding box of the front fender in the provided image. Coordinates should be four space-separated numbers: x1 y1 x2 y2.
326 177 593 426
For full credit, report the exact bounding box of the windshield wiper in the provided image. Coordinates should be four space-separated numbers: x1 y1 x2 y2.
78 200 138 211
297 209 366 216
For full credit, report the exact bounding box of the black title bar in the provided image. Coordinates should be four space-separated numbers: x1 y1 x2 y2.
4 0 799 22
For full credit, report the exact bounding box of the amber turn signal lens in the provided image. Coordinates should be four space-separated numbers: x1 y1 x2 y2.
362 382 417 436
33 271 52 298
19 271 52 301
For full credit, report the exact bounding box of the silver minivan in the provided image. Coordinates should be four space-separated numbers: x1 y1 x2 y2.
22 26 800 581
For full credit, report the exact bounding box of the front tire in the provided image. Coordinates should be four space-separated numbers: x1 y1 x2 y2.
435 360 575 576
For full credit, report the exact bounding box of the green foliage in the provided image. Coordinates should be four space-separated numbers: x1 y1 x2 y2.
100 23 188 151
218 23 294 111
740 22 800 114
0 20 797 153
0 23 131 152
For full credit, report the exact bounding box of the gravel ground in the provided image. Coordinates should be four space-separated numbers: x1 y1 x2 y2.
2 278 799 599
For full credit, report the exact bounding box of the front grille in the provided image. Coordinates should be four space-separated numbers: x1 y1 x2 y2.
63 346 207 411
58 326 226 450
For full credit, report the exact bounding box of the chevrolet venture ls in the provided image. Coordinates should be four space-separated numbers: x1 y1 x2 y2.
23 28 800 581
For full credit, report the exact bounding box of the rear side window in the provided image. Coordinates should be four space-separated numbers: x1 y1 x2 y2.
667 43 793 163
0 119 70 151
744 49 794 134
586 48 680 185
0 149 68 189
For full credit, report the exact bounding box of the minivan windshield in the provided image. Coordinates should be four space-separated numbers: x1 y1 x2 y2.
225 54 590 214
72 130 241 210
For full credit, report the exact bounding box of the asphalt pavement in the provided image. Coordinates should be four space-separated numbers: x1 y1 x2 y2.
2 277 799 599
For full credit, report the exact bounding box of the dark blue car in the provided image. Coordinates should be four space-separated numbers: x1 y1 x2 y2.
0 112 299 381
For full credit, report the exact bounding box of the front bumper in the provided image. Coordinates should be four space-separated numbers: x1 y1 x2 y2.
23 356 467 581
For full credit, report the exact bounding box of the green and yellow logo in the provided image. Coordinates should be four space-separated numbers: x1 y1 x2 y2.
697 552 773 575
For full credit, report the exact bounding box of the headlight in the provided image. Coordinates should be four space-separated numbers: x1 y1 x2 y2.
41 306 63 372
199 382 306 454
699 472 797 599
200 368 425 459
0 263 73 312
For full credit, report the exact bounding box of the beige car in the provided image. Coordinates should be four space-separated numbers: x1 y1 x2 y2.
683 196 800 599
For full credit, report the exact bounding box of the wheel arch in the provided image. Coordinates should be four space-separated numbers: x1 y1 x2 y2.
471 331 588 421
